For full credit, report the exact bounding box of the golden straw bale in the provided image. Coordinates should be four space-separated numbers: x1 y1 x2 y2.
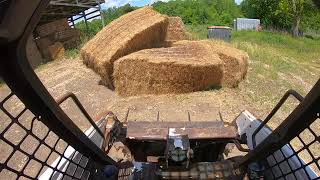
113 41 224 96
209 42 249 87
165 17 187 41
46 42 65 60
174 40 249 87
81 7 169 88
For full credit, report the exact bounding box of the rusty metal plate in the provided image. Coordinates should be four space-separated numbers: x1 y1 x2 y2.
126 121 237 140
159 160 244 179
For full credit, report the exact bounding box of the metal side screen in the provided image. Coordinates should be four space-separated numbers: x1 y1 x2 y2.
0 89 98 180
263 117 320 179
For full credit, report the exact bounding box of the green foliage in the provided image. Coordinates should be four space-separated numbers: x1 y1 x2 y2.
103 4 138 24
232 30 320 56
76 19 103 38
75 4 137 39
65 48 80 59
73 1 244 49
241 0 320 31
153 0 243 26
185 24 210 40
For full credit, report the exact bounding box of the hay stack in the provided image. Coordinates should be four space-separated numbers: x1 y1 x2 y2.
53 28 81 42
36 19 69 37
113 41 224 96
81 7 169 88
35 18 81 60
165 17 188 41
174 40 249 87
46 42 65 60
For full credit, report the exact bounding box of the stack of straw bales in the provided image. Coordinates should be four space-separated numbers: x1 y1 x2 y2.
81 7 249 96
36 19 70 37
81 7 168 88
35 18 81 60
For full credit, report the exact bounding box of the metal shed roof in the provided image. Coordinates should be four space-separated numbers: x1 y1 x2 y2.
39 0 105 24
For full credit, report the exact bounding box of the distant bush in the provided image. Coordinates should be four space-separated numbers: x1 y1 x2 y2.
153 0 243 27
75 4 138 38
75 0 243 40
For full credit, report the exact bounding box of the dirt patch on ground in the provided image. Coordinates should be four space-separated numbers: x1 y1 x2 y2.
1 57 259 131
0 56 318 178
1 56 317 131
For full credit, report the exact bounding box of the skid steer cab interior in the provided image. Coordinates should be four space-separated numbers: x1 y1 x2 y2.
0 1 319 180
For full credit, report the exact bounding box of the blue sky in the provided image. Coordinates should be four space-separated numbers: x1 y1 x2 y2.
102 0 243 9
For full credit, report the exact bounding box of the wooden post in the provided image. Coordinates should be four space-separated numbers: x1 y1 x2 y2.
70 16 75 28
96 0 105 27
82 11 89 32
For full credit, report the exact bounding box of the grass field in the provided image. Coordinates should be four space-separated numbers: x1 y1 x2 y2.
185 28 320 162
187 25 320 128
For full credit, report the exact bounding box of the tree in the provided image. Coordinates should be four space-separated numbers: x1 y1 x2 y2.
278 0 319 36
312 0 320 7
291 0 304 36
278 0 307 37
241 0 320 37
153 0 243 27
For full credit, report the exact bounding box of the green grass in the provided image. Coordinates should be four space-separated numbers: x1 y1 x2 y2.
186 26 320 124
231 31 319 129
65 48 80 59
186 24 210 40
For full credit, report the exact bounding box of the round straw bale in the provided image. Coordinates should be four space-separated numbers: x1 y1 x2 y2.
174 40 249 87
113 42 224 96
165 17 187 41
81 7 169 88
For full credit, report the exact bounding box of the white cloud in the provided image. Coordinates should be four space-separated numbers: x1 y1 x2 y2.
102 0 242 8
235 0 243 5
148 0 170 4
102 0 170 8
103 0 144 8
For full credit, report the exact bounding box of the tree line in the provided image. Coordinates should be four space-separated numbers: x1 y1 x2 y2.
153 0 242 26
76 0 320 37
241 0 320 36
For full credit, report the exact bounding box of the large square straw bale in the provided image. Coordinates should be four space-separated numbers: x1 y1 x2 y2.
113 41 224 96
174 40 249 87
